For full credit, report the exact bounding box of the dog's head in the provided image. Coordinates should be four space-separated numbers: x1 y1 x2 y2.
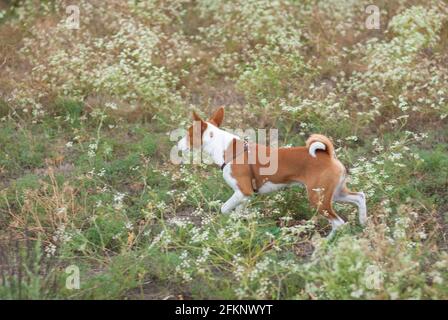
177 107 224 152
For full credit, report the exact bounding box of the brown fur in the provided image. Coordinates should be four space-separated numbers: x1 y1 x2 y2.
186 107 360 224
226 139 347 221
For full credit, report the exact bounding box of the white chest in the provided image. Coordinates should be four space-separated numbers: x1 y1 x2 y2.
222 165 239 191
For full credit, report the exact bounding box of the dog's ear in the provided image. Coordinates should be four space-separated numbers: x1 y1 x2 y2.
192 110 203 122
209 106 224 127
192 111 207 135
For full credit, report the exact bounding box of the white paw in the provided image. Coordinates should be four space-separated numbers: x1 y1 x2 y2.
221 205 231 214
327 229 338 240
359 212 367 225
357 192 367 225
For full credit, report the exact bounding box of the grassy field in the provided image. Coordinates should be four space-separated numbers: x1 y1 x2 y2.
0 0 447 299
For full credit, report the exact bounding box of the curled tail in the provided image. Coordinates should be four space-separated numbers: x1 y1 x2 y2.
306 134 335 158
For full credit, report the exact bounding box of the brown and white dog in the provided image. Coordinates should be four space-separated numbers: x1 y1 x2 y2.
177 107 366 237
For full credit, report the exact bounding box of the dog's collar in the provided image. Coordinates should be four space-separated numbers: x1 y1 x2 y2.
220 138 249 170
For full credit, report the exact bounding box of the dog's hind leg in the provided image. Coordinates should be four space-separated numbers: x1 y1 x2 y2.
333 182 367 225
306 183 345 239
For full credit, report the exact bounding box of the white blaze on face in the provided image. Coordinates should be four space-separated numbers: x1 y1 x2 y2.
202 126 213 144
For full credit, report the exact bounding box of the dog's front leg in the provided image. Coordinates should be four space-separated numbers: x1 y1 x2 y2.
221 191 247 214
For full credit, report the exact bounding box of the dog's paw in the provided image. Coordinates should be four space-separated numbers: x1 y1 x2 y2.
359 214 367 226
220 204 231 214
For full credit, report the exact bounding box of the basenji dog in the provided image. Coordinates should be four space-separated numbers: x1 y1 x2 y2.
177 107 367 237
